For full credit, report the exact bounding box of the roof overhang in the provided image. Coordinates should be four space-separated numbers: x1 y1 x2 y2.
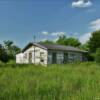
22 42 47 53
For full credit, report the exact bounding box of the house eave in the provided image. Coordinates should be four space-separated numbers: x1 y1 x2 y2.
22 42 47 53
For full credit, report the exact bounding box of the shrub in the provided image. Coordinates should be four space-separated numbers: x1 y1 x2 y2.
7 60 16 64
0 44 9 63
95 48 100 63
86 53 95 61
0 61 4 65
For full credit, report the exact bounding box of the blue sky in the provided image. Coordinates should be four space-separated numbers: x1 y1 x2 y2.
0 0 100 48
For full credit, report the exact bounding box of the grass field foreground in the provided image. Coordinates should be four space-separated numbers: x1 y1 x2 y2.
0 62 100 100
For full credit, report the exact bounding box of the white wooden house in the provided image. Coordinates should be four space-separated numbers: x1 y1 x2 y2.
16 42 87 65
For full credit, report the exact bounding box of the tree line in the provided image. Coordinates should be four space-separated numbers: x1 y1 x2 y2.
0 41 21 63
0 30 100 63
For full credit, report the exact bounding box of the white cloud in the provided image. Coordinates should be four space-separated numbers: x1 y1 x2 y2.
53 38 59 43
41 31 66 36
79 32 91 44
72 0 92 8
79 18 100 44
90 18 100 30
40 38 47 42
71 32 79 37
42 31 49 35
51 32 65 36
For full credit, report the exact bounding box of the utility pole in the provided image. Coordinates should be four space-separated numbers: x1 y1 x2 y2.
33 35 36 43
33 35 36 64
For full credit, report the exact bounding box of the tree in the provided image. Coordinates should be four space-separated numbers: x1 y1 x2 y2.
88 30 100 53
95 48 100 63
39 40 54 44
56 35 67 45
0 44 9 63
56 35 81 47
3 40 21 59
80 42 89 51
66 38 81 47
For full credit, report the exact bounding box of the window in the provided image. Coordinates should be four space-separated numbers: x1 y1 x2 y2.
40 52 44 62
68 52 82 62
48 52 52 64
57 53 64 64
24 53 27 59
68 53 76 62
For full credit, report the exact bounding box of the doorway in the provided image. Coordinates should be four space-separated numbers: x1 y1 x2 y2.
52 52 57 64
64 53 68 63
29 52 32 63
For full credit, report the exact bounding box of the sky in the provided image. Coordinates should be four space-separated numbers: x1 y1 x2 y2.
0 0 100 48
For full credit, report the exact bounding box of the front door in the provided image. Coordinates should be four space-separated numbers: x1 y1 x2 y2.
52 53 57 64
29 53 32 63
64 53 68 63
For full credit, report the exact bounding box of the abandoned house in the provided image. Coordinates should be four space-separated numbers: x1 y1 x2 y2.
16 42 87 65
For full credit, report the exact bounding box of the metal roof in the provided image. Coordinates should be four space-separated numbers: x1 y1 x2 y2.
39 43 87 53
22 42 87 53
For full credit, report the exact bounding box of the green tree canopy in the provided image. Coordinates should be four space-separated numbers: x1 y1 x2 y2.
0 44 9 63
66 38 81 47
39 40 54 44
95 48 100 63
3 40 21 59
88 30 100 53
80 42 89 51
56 35 81 47
56 35 67 45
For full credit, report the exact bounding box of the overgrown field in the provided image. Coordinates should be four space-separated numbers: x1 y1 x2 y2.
0 62 100 100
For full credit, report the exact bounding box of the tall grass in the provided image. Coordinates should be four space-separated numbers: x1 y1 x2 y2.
0 62 100 100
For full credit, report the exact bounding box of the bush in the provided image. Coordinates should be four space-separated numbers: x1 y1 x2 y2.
7 60 16 64
0 44 9 63
0 61 4 65
86 53 95 61
95 48 100 63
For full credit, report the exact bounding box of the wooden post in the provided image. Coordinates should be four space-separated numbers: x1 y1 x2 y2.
33 35 36 64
